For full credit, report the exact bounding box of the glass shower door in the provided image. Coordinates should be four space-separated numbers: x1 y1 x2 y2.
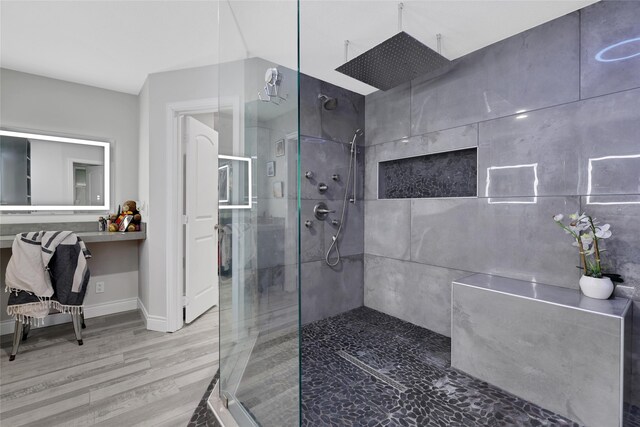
215 1 299 425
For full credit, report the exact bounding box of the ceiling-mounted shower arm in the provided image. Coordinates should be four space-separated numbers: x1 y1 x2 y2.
398 2 442 55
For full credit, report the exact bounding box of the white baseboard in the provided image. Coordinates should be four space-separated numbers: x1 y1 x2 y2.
84 298 138 318
137 298 167 332
0 297 139 336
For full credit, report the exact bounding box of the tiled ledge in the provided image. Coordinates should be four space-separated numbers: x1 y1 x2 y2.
453 273 631 318
452 273 632 427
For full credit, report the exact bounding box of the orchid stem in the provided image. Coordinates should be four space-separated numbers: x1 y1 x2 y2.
588 216 602 277
577 237 587 276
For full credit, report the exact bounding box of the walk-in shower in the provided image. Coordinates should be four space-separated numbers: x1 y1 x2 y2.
211 1 640 426
325 128 362 266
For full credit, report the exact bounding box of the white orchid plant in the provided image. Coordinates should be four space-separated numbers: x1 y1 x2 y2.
553 212 621 281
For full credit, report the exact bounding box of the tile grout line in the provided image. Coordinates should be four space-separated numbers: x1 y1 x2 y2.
578 9 582 101
365 86 640 151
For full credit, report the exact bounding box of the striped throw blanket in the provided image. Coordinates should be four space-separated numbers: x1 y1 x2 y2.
5 231 92 325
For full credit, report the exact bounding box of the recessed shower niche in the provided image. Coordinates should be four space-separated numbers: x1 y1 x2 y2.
378 147 477 199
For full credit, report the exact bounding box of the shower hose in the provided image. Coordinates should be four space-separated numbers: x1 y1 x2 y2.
325 139 357 267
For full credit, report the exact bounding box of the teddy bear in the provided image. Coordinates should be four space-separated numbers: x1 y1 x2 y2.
108 200 142 232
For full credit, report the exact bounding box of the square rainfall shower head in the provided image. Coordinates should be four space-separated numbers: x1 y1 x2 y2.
336 31 450 91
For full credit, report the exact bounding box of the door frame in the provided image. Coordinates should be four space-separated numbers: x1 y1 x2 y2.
66 157 103 206
166 97 241 332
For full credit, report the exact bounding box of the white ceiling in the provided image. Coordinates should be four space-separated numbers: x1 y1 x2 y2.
1 0 597 96
0 1 218 95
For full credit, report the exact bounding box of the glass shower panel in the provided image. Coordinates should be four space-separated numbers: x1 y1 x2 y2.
216 1 299 425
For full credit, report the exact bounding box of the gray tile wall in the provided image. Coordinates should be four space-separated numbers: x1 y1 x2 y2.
362 1 640 406
300 75 365 324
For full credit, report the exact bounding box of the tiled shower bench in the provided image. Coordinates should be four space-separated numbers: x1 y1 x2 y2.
451 273 632 427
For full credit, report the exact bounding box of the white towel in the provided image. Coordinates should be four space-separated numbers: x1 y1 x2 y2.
5 232 53 298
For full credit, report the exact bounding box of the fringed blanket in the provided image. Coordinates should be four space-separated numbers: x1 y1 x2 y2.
5 231 92 325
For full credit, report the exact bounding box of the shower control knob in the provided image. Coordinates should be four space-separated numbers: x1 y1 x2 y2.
305 220 313 228
318 183 328 193
305 171 314 179
332 174 340 181
314 202 335 220
331 219 340 226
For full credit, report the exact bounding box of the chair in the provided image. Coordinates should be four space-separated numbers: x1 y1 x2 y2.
6 230 91 361
9 311 86 361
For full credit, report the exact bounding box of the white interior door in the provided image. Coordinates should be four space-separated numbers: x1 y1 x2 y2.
185 116 219 323
86 165 104 206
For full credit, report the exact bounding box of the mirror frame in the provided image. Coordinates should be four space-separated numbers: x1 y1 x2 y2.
218 154 252 210
0 129 110 211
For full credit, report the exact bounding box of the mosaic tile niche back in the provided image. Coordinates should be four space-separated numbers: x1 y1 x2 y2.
378 148 477 199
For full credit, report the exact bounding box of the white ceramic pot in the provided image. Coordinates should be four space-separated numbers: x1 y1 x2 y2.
579 275 614 299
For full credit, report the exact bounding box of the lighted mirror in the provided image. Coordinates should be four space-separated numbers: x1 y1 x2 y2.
218 155 252 209
0 130 110 211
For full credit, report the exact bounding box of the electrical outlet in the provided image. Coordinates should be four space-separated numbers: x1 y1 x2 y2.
96 281 105 293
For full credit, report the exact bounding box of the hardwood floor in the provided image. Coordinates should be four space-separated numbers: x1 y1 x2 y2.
233 286 298 426
0 307 218 427
218 275 299 426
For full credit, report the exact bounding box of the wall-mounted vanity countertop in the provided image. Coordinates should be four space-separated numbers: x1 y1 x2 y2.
0 221 146 249
0 230 146 249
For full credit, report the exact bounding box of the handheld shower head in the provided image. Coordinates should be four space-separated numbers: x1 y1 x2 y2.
318 94 338 110
351 129 363 145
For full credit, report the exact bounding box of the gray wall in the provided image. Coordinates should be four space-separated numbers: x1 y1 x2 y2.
363 1 640 406
137 59 288 328
137 65 218 324
0 68 139 214
300 74 365 324
0 69 140 328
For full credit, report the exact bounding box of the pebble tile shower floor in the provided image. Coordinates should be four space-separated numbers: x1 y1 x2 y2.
302 307 582 427
194 306 640 426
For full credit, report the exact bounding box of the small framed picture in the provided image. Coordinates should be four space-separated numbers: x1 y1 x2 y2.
266 161 276 177
273 181 283 198
275 139 285 157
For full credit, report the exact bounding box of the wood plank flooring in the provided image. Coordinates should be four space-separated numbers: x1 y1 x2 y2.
0 307 218 427
232 287 298 426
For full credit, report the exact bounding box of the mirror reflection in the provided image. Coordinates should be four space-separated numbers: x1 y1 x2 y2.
218 155 252 209
0 131 109 210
